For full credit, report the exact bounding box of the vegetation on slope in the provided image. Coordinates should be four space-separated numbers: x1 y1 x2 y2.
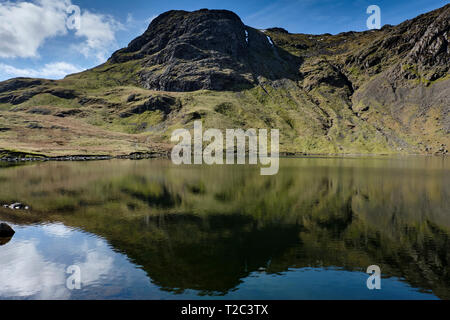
0 6 448 157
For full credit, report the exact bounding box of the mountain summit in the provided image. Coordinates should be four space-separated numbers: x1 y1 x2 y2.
0 6 449 157
110 9 300 91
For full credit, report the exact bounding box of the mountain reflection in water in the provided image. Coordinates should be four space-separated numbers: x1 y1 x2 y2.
0 157 448 299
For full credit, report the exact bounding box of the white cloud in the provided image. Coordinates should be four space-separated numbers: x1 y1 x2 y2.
127 13 156 35
0 62 83 79
0 0 69 58
42 222 75 237
73 10 123 62
0 0 121 62
0 240 70 299
0 223 115 299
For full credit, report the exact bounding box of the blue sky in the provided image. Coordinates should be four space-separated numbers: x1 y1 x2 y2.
0 0 448 81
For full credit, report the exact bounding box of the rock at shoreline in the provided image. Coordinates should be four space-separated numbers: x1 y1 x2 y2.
0 223 15 237
0 236 12 246
2 203 30 210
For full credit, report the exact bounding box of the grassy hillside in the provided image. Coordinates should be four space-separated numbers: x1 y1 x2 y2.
0 6 448 158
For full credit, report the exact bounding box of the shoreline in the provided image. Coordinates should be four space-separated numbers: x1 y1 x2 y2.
0 150 447 163
0 151 170 163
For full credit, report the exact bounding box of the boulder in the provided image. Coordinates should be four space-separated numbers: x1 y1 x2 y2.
1 203 30 210
0 236 12 246
0 223 15 237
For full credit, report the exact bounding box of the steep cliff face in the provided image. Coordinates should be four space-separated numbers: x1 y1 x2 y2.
265 4 449 154
0 6 448 157
110 9 301 91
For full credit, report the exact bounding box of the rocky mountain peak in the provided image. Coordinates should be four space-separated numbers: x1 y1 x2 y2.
110 9 301 91
118 9 247 58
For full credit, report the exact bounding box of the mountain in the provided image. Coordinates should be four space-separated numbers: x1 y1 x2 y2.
0 6 449 158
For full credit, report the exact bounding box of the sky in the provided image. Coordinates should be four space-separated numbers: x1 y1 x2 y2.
0 0 448 81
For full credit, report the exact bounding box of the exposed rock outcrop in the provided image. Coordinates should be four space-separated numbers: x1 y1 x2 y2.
110 9 301 91
0 223 15 237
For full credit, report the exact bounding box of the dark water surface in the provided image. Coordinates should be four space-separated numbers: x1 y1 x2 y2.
0 157 448 300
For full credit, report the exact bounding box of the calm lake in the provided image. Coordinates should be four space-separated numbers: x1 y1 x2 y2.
0 157 448 300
